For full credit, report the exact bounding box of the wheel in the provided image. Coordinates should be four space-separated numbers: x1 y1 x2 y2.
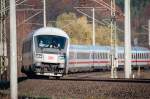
54 76 61 79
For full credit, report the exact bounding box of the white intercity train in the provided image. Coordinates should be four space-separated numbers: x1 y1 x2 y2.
22 27 150 78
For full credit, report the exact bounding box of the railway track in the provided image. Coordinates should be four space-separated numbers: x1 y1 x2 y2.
20 75 150 84
58 77 150 83
16 70 150 84
1 73 150 99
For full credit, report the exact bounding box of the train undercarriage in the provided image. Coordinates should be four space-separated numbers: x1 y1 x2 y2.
21 63 65 79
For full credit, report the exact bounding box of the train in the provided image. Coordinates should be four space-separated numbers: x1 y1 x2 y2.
21 27 150 78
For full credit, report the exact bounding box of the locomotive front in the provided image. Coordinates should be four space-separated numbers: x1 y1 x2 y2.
33 28 69 77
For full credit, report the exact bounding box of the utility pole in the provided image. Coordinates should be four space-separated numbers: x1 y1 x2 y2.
125 0 132 78
92 7 95 46
110 0 118 78
10 0 18 98
148 19 150 47
0 0 7 79
43 0 46 27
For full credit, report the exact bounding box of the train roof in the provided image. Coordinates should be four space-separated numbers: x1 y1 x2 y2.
70 45 110 52
26 27 69 40
70 45 150 53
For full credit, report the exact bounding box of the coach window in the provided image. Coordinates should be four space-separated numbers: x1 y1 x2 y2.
103 53 105 59
144 53 147 59
142 53 144 59
136 53 138 59
99 53 101 59
148 53 150 59
118 53 120 59
134 53 136 59
138 53 140 59
144 53 146 59
139 53 141 59
95 52 98 59
146 53 148 59
132 54 133 59
98 53 100 59
122 53 124 59
145 53 147 59
102 53 104 59
105 53 107 59
102 53 103 59
119 53 121 59
106 53 108 59
69 52 74 59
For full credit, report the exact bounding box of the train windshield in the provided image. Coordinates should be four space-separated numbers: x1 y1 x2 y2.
34 35 67 53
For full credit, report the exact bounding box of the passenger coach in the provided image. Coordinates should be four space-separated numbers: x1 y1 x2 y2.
68 45 150 73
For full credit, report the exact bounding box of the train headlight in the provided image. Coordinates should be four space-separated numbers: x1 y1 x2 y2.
36 54 42 58
36 62 41 66
59 63 64 68
59 56 64 61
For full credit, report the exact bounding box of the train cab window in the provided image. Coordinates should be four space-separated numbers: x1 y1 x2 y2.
35 35 66 50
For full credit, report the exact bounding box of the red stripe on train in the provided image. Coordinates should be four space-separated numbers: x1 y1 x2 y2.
69 60 150 64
